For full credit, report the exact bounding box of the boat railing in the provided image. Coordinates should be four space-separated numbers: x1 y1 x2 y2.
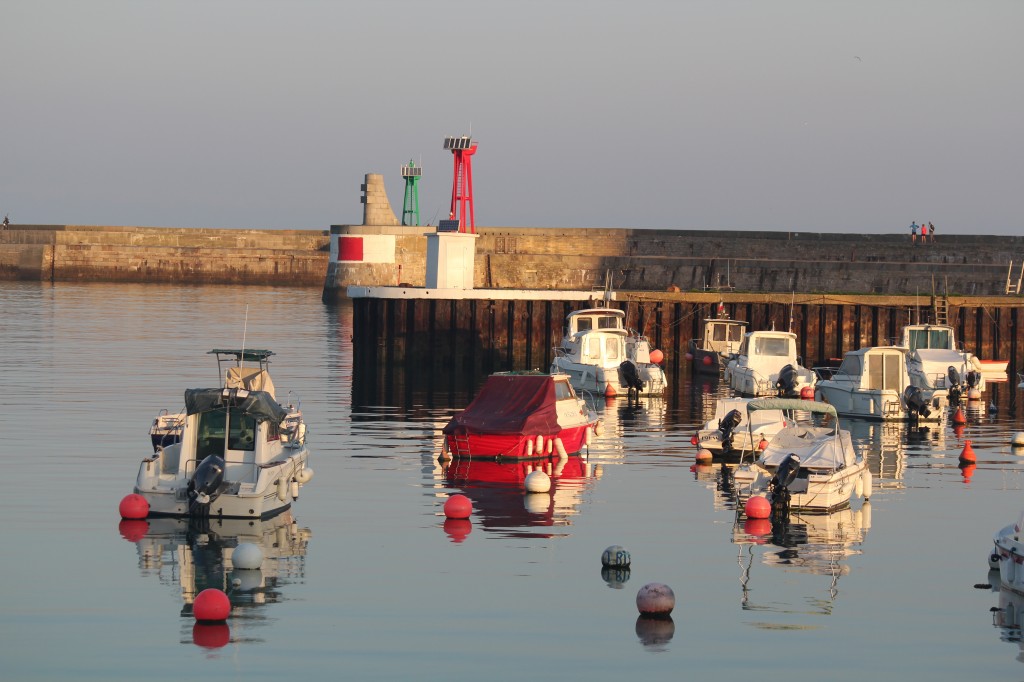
551 347 570 370
813 366 841 381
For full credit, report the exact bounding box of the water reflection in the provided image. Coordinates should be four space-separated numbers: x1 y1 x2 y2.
733 505 871 621
993 587 1024 664
120 511 311 647
442 456 599 538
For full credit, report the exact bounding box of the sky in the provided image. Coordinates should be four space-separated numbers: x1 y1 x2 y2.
2 0 1022 234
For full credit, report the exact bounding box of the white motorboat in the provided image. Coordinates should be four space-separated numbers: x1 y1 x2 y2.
550 307 667 397
989 511 1024 595
901 323 986 399
814 346 949 422
732 399 870 513
691 396 789 458
133 349 313 520
724 330 816 397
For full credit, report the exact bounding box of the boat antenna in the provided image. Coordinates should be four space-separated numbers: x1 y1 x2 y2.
240 304 249 370
788 291 795 333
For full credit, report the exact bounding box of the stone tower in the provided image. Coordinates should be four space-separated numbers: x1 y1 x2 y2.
360 173 400 226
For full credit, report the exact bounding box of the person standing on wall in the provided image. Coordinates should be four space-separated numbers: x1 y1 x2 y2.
910 221 918 244
929 222 935 243
920 221 928 243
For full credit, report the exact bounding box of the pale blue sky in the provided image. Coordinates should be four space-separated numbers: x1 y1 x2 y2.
3 0 1021 234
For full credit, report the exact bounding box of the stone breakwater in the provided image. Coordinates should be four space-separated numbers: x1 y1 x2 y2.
323 225 1024 301
0 225 330 286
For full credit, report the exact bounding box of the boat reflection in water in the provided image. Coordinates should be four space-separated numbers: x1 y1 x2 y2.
119 511 311 648
443 455 600 540
992 587 1024 665
733 504 872 620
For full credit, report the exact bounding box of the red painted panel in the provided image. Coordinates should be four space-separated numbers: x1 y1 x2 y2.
338 236 364 262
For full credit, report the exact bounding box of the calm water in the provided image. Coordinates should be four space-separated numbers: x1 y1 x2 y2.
3 280 1024 680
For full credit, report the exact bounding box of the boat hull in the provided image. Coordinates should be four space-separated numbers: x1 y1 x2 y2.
445 423 594 460
550 359 667 397
135 448 310 520
993 525 1024 595
734 460 868 513
689 343 724 375
814 385 945 422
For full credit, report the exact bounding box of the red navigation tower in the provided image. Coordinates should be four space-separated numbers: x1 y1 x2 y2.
444 135 477 234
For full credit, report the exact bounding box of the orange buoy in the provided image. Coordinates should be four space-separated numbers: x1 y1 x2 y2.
650 349 664 364
952 408 967 425
800 386 815 400
690 434 699 446
695 448 713 462
702 355 713 366
758 437 769 451
744 495 771 519
604 383 617 398
959 439 976 463
960 462 976 483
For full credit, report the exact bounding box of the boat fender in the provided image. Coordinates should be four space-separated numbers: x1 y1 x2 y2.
296 467 314 485
526 438 534 457
290 479 300 500
585 426 593 447
861 469 872 500
990 551 1001 571
594 420 604 437
554 437 568 458
536 435 544 454
277 477 288 502
1008 553 1016 583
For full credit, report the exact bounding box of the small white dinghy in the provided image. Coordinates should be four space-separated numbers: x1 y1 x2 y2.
133 349 313 520
732 399 870 514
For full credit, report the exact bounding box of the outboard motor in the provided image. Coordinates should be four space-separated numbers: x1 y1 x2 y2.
947 366 964 403
187 455 226 517
619 360 645 400
717 408 743 452
776 364 798 397
902 385 932 420
768 453 801 517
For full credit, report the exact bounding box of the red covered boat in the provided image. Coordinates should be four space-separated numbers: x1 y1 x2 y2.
442 372 599 459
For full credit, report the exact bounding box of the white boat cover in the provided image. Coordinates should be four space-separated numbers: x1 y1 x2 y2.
746 398 855 470
759 426 856 470
713 398 785 432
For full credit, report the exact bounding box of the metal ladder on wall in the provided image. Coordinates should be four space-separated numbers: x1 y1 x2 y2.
1006 261 1024 295
931 275 949 326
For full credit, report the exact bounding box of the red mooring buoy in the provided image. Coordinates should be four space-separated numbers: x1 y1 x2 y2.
952 408 967 425
118 494 149 520
959 439 977 463
443 494 472 519
193 588 231 623
745 495 771 519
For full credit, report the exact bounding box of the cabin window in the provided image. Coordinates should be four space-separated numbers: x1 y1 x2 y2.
906 328 952 352
837 354 862 377
228 413 258 451
754 337 791 357
728 325 743 342
554 381 574 400
576 318 593 332
712 325 727 341
598 316 619 330
606 337 621 360
196 410 227 460
738 337 749 356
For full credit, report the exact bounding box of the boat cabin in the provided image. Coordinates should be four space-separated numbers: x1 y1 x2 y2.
830 346 909 392
565 308 626 336
701 318 747 357
736 330 798 363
